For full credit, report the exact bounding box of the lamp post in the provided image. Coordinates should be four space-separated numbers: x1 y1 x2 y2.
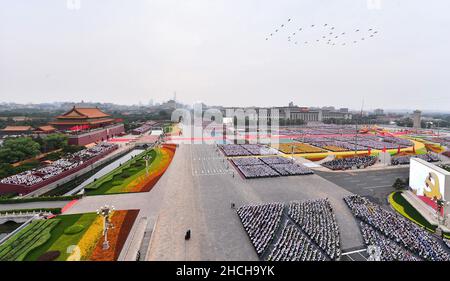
96 204 115 250
433 196 450 232
144 155 152 175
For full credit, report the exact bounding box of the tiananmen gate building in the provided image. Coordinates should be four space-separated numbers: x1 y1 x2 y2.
49 106 125 146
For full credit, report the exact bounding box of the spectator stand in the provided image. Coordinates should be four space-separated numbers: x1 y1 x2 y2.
344 195 450 261
236 199 342 261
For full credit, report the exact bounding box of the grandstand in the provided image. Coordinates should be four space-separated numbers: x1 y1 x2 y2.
0 143 118 195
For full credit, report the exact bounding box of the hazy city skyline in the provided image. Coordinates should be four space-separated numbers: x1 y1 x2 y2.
1 0 449 111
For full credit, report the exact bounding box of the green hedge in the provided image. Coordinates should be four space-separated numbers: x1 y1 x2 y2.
0 194 82 204
0 219 60 261
389 191 437 232
63 224 84 235
0 208 62 215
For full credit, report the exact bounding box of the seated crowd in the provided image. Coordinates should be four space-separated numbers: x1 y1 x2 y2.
231 157 264 166
132 123 153 134
236 203 284 256
232 156 313 178
240 144 277 156
344 195 450 261
220 144 277 157
259 156 292 165
267 222 327 261
270 163 314 176
0 143 117 187
360 221 420 261
288 199 341 260
238 199 342 261
220 144 251 156
345 139 398 150
237 164 280 179
443 238 450 249
391 153 439 165
382 136 413 147
322 156 377 170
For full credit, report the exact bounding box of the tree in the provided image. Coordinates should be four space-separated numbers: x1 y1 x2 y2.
0 137 41 163
158 110 170 120
393 178 406 190
62 144 85 154
0 163 15 179
41 133 68 152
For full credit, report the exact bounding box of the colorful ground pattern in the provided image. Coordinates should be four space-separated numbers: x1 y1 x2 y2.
0 210 139 261
85 144 176 195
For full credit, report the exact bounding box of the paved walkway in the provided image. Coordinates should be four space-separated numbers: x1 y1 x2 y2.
147 144 363 260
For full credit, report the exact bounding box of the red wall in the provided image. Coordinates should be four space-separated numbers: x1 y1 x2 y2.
68 124 125 146
0 145 118 195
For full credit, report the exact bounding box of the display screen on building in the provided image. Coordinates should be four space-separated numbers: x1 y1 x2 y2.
410 158 450 210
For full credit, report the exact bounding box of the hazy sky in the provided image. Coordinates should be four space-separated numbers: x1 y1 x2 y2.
1 0 449 111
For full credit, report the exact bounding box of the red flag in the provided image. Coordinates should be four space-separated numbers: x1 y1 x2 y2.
368 147 371 156
382 146 386 153
397 146 401 153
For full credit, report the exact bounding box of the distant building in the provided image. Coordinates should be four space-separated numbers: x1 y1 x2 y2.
0 126 34 136
35 125 56 134
413 110 422 129
373 108 384 115
49 106 116 131
48 106 124 145
220 104 352 123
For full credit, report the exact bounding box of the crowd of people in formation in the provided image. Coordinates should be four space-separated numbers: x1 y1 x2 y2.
301 139 365 152
259 156 292 165
237 164 280 178
424 137 450 148
231 157 264 166
132 123 153 134
233 156 314 178
288 199 341 260
279 126 359 136
0 142 117 187
382 136 413 147
266 222 327 261
240 144 277 155
220 144 252 156
344 195 450 261
391 153 440 165
443 238 450 249
270 163 314 176
322 156 377 170
346 139 398 150
360 221 421 261
236 203 284 256
220 144 276 157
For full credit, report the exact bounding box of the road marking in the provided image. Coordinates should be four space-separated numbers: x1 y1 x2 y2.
342 248 366 255
361 184 392 190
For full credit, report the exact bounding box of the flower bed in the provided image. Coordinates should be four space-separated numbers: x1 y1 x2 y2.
1 210 140 261
0 219 60 261
85 144 176 195
275 143 325 154
90 209 139 261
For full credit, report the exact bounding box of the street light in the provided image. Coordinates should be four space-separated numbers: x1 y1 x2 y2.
96 204 115 250
144 155 152 175
432 196 450 232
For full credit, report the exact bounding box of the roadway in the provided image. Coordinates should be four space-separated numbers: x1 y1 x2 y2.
147 143 365 260
315 167 409 207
